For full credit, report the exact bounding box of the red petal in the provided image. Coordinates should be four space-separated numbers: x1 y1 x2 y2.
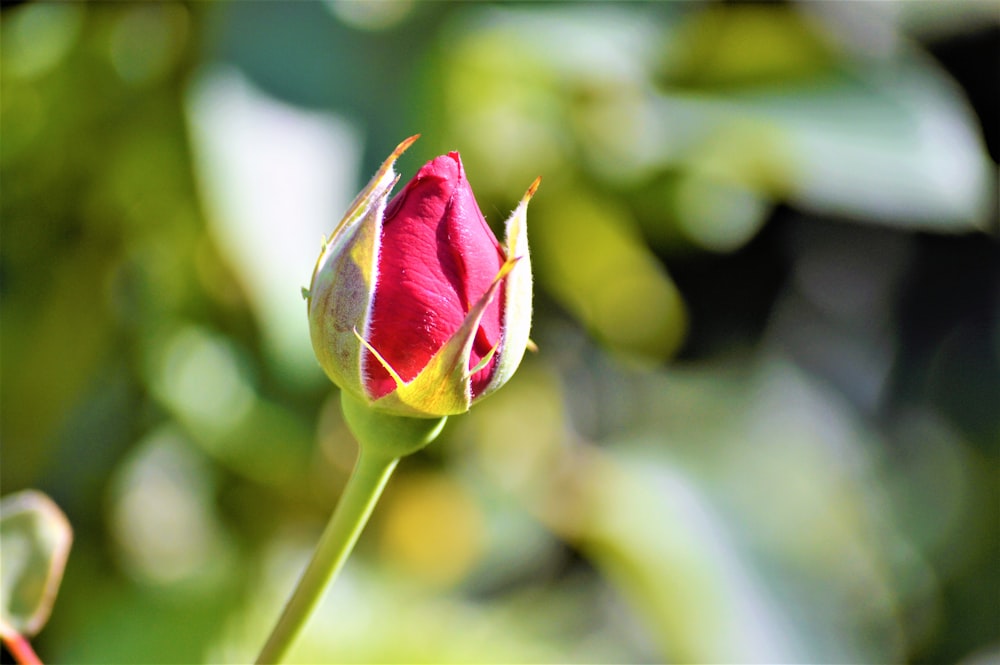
365 153 505 399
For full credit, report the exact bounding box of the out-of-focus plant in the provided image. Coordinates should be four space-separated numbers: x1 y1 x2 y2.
2 1 996 663
427 3 991 367
1 491 73 665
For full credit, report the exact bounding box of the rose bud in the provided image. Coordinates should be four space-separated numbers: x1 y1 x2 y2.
306 136 538 418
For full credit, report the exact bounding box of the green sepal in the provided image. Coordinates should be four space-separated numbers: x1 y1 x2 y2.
478 176 539 400
307 136 419 404
341 391 446 459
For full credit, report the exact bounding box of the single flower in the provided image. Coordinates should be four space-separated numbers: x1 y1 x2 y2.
307 136 538 417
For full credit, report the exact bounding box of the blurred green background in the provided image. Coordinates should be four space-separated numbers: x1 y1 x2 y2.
2 1 998 663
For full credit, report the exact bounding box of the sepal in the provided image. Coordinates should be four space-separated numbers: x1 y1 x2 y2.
307 136 419 403
477 177 539 400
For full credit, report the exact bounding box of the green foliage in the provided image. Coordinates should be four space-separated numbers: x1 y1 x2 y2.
2 1 997 663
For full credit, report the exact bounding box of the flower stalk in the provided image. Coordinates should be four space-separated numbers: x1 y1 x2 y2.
255 394 446 664
0 622 44 665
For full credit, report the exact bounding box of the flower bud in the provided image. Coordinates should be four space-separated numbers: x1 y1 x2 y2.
307 136 538 417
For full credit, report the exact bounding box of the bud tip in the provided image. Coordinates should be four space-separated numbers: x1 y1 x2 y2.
392 134 421 159
524 176 542 202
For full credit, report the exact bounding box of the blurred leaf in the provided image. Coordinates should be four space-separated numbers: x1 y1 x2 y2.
185 67 362 386
215 553 629 664
0 247 115 488
0 491 73 637
375 471 485 588
143 324 315 491
672 171 773 252
566 359 928 662
51 573 238 665
434 5 669 198
710 64 993 230
555 448 802 663
532 187 688 363
107 427 239 588
663 5 838 89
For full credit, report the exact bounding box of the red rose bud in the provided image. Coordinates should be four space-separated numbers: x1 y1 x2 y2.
307 136 538 417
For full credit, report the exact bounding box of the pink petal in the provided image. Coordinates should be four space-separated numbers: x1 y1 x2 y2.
365 152 505 399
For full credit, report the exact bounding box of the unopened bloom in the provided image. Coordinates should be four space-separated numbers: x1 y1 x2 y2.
306 136 538 417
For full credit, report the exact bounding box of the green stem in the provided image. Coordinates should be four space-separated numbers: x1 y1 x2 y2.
255 391 446 664
254 448 399 665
